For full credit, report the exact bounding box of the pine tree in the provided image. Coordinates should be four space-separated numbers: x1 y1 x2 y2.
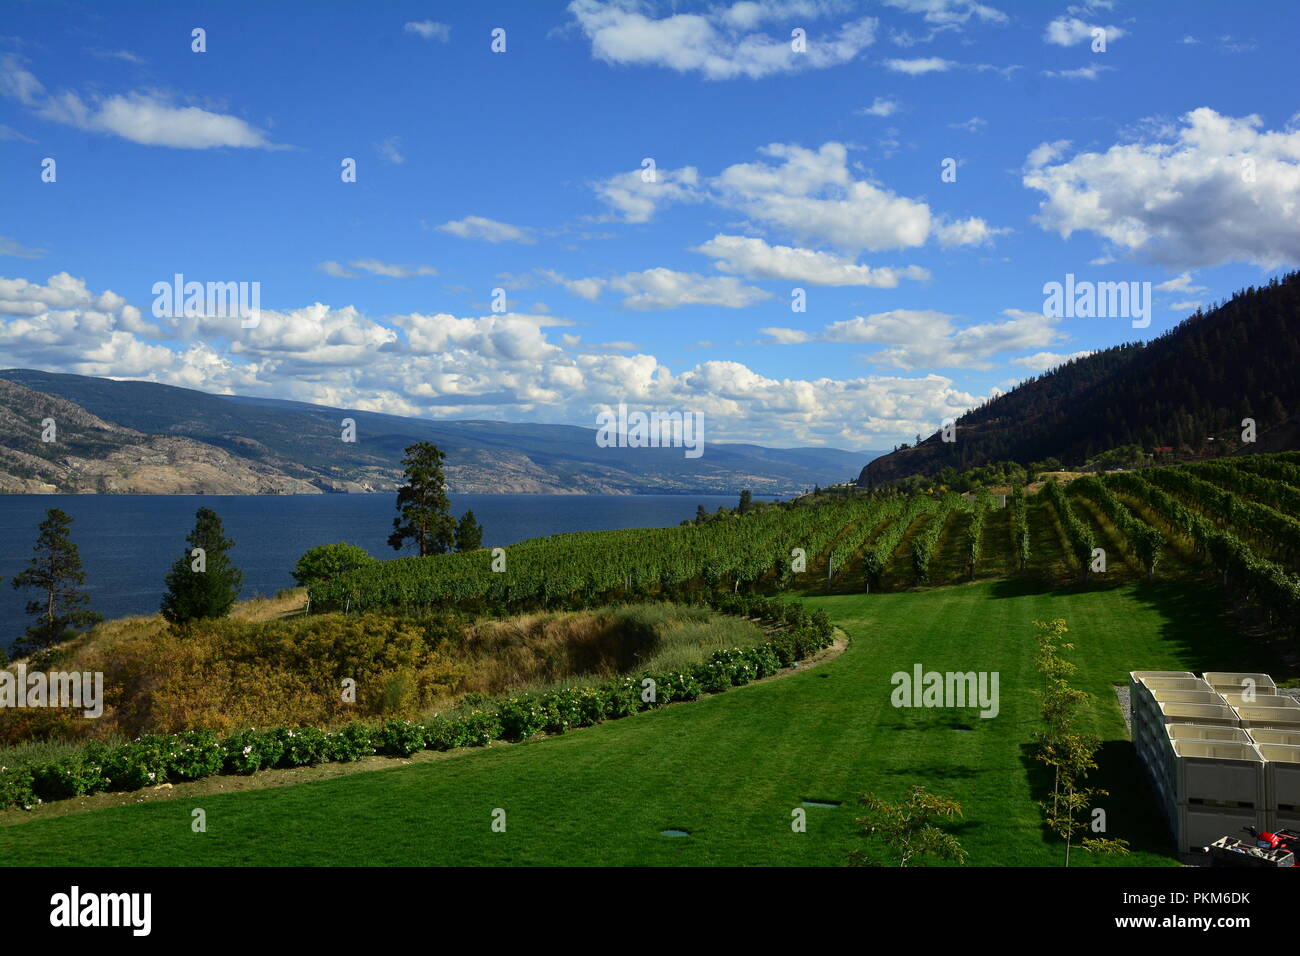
11 508 101 655
738 489 753 514
388 442 456 556
454 510 484 552
161 508 243 628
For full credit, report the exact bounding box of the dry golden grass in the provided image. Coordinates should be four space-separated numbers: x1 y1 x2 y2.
1026 471 1085 493
0 598 763 747
229 588 309 622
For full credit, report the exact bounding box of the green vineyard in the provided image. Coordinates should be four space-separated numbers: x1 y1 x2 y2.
311 453 1300 641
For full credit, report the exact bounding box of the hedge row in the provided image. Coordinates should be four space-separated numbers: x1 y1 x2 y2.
0 594 834 811
0 714 504 811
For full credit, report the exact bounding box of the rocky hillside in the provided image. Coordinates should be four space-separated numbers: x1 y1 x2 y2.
0 379 323 494
0 371 877 495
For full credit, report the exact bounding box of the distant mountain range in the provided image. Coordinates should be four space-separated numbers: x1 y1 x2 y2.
0 369 879 496
860 271 1300 486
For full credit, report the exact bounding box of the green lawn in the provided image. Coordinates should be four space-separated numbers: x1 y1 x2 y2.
0 580 1267 866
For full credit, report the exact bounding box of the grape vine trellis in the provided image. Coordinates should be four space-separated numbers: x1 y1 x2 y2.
309 453 1300 638
312 494 902 613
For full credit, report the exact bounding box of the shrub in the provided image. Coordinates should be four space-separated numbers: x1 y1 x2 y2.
165 730 225 781
101 738 169 791
293 542 377 589
748 645 782 679
30 754 97 801
577 686 612 722
221 730 266 775
709 648 758 686
454 710 501 747
653 671 702 703
603 677 642 718
539 688 587 734
329 722 375 762
0 765 39 810
420 716 459 751
694 660 732 695
497 697 547 742
270 727 330 767
375 719 424 757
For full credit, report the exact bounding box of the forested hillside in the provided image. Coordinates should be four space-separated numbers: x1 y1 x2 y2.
861 272 1300 485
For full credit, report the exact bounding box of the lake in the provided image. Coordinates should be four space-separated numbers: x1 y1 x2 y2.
0 493 758 648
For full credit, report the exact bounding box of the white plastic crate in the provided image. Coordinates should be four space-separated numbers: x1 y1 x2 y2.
1151 690 1229 707
1256 744 1300 812
1247 729 1300 748
1175 804 1268 852
1204 672 1278 695
1221 693 1295 710
1143 678 1214 693
1156 702 1241 728
1170 740 1266 808
1167 724 1253 744
1264 808 1300 834
1237 705 1300 732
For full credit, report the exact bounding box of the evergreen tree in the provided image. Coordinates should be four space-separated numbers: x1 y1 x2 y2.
11 508 101 655
738 489 753 514
161 508 243 627
694 504 708 524
388 442 456 556
454 510 484 552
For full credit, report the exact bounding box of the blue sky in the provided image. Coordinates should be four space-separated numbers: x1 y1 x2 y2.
1 0 1297 450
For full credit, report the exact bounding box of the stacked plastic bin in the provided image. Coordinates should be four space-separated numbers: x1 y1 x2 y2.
1129 670 1300 850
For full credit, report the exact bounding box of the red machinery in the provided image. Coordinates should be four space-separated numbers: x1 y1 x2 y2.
1245 825 1300 856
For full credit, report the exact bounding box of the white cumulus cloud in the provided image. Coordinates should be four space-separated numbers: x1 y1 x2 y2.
1024 108 1300 269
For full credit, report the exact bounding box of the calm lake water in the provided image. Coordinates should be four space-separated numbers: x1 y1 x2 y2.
0 493 757 648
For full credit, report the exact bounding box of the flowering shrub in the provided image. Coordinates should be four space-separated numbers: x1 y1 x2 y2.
498 697 547 742
0 766 38 810
539 688 587 735
101 737 169 791
653 671 702 703
165 730 225 781
603 677 642 718
222 729 275 775
577 686 612 723
272 726 331 767
329 722 375 761
708 648 758 686
455 710 502 747
748 645 782 679
420 716 459 751
694 660 733 695
30 755 97 800
375 719 423 757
